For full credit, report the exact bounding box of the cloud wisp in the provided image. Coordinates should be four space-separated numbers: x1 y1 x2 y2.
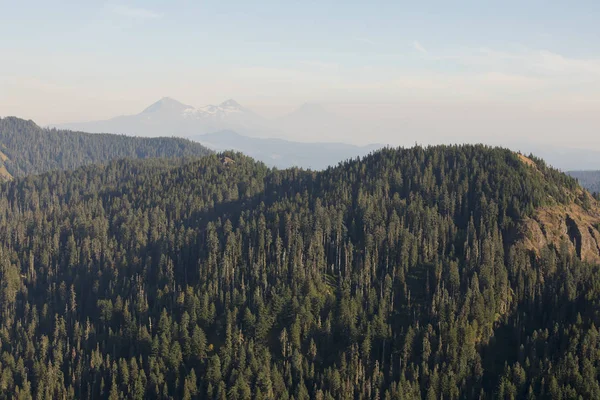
412 41 428 54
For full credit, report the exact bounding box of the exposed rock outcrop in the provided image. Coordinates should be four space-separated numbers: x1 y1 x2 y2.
517 201 600 264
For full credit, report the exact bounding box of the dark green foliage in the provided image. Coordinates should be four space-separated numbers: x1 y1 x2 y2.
0 144 596 399
0 117 212 178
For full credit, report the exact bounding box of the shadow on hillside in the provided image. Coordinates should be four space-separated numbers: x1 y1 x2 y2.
479 286 591 394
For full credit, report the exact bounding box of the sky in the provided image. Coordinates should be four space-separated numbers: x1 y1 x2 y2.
1 0 600 148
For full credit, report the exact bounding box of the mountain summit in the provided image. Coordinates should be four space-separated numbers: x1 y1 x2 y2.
52 98 383 169
142 97 192 114
219 99 243 109
54 97 266 137
142 97 245 117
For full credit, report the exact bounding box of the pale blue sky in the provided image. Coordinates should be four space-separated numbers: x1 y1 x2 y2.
1 1 599 147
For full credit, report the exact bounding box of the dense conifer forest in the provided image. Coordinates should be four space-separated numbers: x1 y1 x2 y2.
0 145 600 399
0 117 212 180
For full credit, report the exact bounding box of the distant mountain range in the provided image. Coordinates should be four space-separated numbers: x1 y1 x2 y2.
567 170 600 193
53 97 600 172
196 130 381 170
54 97 384 169
505 142 600 172
55 97 268 137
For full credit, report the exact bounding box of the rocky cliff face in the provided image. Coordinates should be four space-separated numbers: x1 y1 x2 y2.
517 201 600 264
510 154 600 264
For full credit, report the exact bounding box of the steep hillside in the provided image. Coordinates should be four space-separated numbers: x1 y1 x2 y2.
512 156 600 263
1 145 600 399
0 116 212 179
517 202 600 261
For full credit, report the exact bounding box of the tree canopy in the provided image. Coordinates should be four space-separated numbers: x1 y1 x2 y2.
0 144 598 399
0 117 212 179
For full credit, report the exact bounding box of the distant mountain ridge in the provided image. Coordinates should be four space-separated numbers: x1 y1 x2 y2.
568 170 600 193
55 97 269 137
50 97 600 172
141 97 191 114
0 116 212 179
143 97 248 119
506 142 600 171
54 97 385 169
196 130 382 170
54 97 355 142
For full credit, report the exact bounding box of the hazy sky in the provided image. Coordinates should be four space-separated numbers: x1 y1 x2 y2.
1 1 599 148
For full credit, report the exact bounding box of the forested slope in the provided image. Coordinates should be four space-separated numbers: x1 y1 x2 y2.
0 117 212 179
0 145 600 399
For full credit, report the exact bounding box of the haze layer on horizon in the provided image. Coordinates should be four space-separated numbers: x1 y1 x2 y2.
1 1 599 149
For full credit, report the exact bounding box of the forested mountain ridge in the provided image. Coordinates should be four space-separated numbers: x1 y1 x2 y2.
1 145 600 398
0 116 212 180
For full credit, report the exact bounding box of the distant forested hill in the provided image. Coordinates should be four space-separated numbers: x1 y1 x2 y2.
568 170 600 193
1 145 600 398
0 116 212 179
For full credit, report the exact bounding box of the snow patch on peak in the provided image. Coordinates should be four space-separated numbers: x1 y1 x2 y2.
181 107 202 118
220 99 243 109
191 100 246 118
140 98 251 121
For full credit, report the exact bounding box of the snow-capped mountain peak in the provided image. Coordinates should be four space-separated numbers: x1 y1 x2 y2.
182 99 247 119
142 97 191 114
53 97 267 137
219 99 244 110
140 97 248 119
